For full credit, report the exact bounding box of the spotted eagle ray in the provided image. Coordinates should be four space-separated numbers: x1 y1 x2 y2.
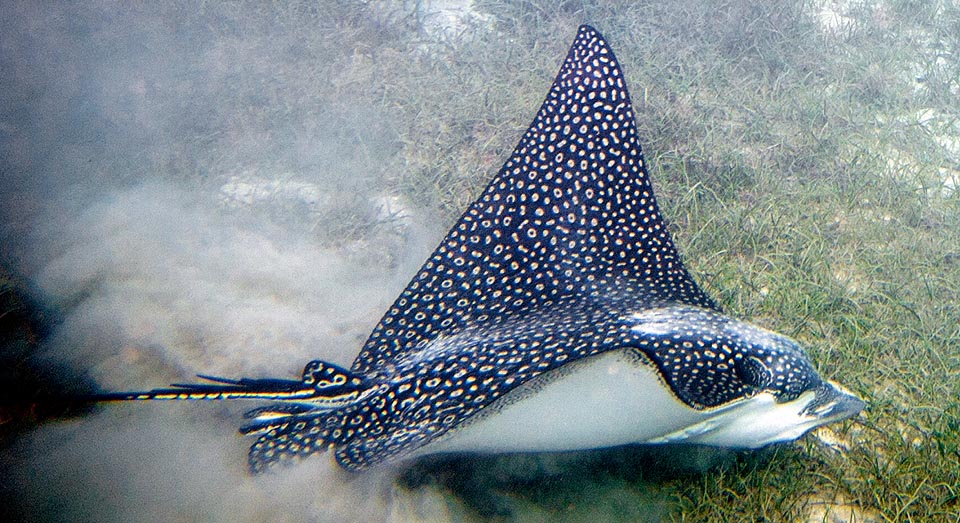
94 25 864 472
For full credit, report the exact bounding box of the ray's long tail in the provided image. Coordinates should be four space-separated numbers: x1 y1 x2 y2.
87 360 371 404
87 374 313 402
88 359 375 472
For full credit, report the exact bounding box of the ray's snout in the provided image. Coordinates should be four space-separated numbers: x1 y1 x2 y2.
806 381 865 422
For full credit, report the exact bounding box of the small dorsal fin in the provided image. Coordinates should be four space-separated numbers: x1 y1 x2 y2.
353 25 717 374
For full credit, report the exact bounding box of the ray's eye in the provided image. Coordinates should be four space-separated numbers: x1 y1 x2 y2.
735 356 772 389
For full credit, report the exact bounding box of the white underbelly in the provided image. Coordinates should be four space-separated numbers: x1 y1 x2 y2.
421 349 703 454
417 348 821 457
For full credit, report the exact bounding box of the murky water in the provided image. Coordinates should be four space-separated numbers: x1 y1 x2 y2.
2 1 957 522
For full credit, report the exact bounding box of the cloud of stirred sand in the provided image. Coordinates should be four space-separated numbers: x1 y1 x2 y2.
0 2 460 521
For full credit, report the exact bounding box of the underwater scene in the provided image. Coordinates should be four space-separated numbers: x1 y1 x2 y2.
1 1 958 522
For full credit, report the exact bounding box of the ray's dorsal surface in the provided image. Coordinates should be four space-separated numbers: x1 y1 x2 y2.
92 25 864 473
351 24 718 376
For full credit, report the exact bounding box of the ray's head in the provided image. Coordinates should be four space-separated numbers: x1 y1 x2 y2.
630 305 864 447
